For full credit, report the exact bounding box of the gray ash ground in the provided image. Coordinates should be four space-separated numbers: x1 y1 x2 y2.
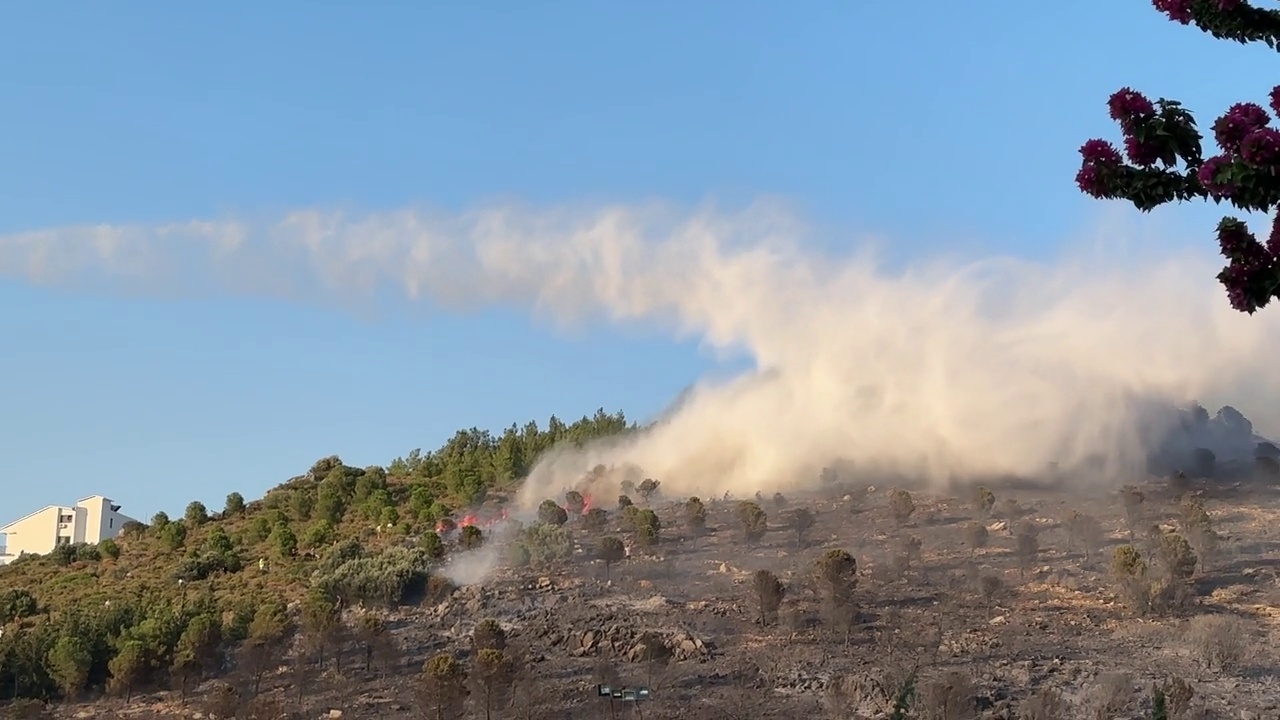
92 475 1280 719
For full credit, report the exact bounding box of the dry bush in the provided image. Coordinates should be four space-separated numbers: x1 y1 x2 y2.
1019 686 1070 720
972 486 996 518
1082 672 1133 720
1013 520 1039 578
963 521 988 557
1064 510 1104 562
913 670 976 720
889 489 916 524
1186 614 1251 673
752 569 785 625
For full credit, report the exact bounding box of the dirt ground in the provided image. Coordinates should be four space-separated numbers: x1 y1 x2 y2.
48 474 1280 719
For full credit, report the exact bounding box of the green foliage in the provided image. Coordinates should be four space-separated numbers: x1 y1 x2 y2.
98 538 120 560
45 635 91 698
271 524 297 558
419 530 445 560
302 519 336 549
523 523 575 567
159 522 188 552
537 500 569 527
313 547 437 607
459 525 484 550
0 588 38 623
0 407 634 705
506 541 532 568
223 492 245 517
184 501 208 526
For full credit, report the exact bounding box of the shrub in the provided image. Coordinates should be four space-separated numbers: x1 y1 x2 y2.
972 486 996 518
1157 532 1198 581
473 618 507 651
459 525 484 550
815 549 857 603
0 588 38 623
963 522 988 557
224 492 246 517
537 500 568 527
523 523 574 567
313 547 437 607
98 538 120 560
790 508 816 548
597 536 626 580
737 501 768 546
617 494 633 510
889 489 915 524
582 507 608 531
419 530 445 560
564 490 586 516
1186 614 1251 673
506 542 531 568
302 519 336 549
184 501 209 526
637 478 660 501
752 569 785 625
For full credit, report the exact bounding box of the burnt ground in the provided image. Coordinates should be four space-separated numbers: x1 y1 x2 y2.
42 476 1280 719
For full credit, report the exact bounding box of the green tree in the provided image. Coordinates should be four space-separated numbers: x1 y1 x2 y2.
598 536 626 581
471 648 516 720
537 500 569 527
242 602 290 695
419 530 445 560
172 614 221 701
160 521 188 551
459 525 484 550
46 635 91 699
107 639 147 702
272 524 297 558
224 492 246 516
418 653 468 720
1072 3 1280 313
184 501 209 526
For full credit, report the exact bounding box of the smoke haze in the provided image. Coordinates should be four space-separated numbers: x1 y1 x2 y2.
5 201 1280 508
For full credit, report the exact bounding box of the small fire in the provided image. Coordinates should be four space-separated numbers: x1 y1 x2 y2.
437 509 510 534
581 494 593 515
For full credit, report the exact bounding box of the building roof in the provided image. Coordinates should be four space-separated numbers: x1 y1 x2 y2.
0 505 62 532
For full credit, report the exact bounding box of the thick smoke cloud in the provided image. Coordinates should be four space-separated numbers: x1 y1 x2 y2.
4 201 1280 509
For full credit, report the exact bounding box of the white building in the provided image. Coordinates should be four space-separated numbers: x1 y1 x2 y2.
0 495 136 565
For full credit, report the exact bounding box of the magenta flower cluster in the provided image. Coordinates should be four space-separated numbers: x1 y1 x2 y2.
1154 0 1242 23
1153 0 1195 23
1216 219 1278 314
1212 102 1270 152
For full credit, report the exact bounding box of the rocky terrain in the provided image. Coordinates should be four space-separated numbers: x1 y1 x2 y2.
24 464 1280 719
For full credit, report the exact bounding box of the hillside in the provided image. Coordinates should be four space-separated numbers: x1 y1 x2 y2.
4 405 1280 718
0 409 630 716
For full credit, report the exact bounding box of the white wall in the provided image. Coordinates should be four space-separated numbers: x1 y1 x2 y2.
0 497 136 558
75 496 134 543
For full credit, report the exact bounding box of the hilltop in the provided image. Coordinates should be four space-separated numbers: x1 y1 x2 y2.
3 404 1280 718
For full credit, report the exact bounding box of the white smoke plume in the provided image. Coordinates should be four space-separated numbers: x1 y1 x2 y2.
5 200 1280 510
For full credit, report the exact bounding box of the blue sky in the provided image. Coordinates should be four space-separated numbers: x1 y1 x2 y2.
1 1 1274 521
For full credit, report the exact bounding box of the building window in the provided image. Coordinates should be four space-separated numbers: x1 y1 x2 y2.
59 514 72 524
109 518 113 528
56 536 70 546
